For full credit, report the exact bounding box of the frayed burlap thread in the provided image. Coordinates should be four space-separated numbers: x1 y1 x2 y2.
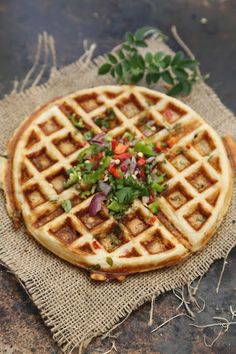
0 34 235 353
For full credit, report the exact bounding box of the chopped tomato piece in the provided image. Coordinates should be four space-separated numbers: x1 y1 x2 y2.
111 140 117 151
137 157 146 166
108 164 121 178
114 143 128 154
139 169 146 179
149 195 155 203
148 216 156 225
166 137 176 148
186 143 192 150
92 240 101 249
121 164 128 172
113 153 132 161
156 141 163 152
85 122 91 129
163 108 174 122
95 152 103 160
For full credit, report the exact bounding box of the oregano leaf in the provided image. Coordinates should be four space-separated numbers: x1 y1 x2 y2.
161 71 174 85
107 53 117 64
98 63 112 75
167 82 184 96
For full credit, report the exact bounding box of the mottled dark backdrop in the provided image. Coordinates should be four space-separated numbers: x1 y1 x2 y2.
0 1 235 353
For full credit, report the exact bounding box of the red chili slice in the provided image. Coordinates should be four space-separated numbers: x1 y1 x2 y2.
137 157 146 166
166 137 177 148
108 164 121 179
114 143 128 154
163 108 174 122
149 195 155 203
92 240 101 249
156 141 163 152
148 216 156 225
139 169 146 179
121 165 128 172
113 153 132 161
112 140 118 151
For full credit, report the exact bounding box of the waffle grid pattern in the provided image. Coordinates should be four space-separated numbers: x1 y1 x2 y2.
13 86 228 272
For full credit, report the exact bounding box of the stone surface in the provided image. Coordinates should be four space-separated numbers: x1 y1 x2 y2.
0 0 235 353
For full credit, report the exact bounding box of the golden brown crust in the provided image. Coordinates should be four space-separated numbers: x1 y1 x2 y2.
1 85 234 280
223 134 236 171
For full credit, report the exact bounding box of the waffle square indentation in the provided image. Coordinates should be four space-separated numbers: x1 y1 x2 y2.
136 114 164 137
123 209 150 236
24 184 47 209
74 93 102 113
141 230 173 254
117 94 144 118
187 166 215 193
94 223 128 253
50 218 81 244
161 103 186 123
53 133 84 156
92 108 121 132
39 117 63 136
193 131 215 156
46 168 68 194
76 207 109 230
25 130 40 149
27 147 57 172
185 204 210 231
164 183 192 209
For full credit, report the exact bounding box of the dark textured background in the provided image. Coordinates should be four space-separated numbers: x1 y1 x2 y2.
0 1 235 353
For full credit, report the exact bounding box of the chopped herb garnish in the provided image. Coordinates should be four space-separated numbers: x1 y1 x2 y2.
64 170 79 189
176 147 185 155
0 154 8 159
122 131 134 141
148 200 159 214
50 198 58 204
134 140 155 157
106 256 113 267
94 109 116 130
64 134 166 219
110 234 122 247
84 131 94 141
61 199 72 213
88 264 101 271
69 113 86 129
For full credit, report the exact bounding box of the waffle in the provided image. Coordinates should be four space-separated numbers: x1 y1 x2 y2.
1 85 233 281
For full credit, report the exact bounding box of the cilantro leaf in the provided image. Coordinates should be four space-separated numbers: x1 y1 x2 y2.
106 256 113 267
61 199 72 213
64 170 79 189
134 140 155 157
148 200 159 214
108 200 126 212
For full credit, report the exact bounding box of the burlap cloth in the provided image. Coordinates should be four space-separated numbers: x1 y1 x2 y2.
0 34 235 353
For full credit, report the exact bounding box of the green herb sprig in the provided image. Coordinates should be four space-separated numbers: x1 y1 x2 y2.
98 26 202 96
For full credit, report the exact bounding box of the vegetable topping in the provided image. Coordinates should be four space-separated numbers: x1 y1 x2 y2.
64 131 170 218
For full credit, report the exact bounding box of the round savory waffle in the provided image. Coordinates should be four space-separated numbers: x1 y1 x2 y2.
1 85 233 281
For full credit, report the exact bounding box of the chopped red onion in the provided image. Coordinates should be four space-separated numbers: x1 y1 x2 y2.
146 157 156 163
142 196 149 204
120 158 131 169
143 129 152 137
91 132 106 145
98 181 111 195
129 157 137 174
89 193 106 216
